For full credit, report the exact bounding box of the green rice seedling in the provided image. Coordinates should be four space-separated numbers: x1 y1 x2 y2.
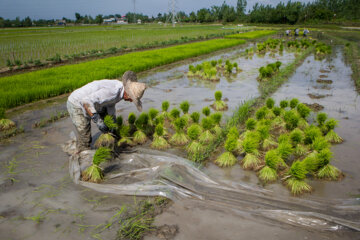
284 110 300 130
290 129 303 146
257 124 277 151
311 136 330 152
133 113 149 144
246 118 257 131
255 107 267 120
211 91 228 111
266 149 286 170
325 119 343 143
297 118 309 130
187 65 196 76
275 61 282 70
316 112 327 127
259 150 284 183
278 133 290 143
93 147 112 165
272 107 282 116
210 112 223 136
180 101 191 123
199 117 215 144
304 125 323 144
289 98 299 109
296 103 311 119
104 115 118 131
128 112 137 134
286 161 311 195
82 165 103 183
0 119 16 131
294 144 309 157
116 116 123 128
280 100 288 109
186 124 204 158
258 166 278 183
317 164 341 180
161 101 170 119
151 124 170 150
202 106 211 117
315 148 332 168
271 116 286 129
211 60 217 67
169 108 180 120
190 112 200 124
266 98 275 109
170 117 189 146
276 139 293 159
241 134 261 169
118 125 134 146
302 151 318 172
95 133 115 149
215 135 238 167
148 108 159 126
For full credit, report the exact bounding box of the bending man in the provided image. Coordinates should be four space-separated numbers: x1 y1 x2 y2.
67 71 146 152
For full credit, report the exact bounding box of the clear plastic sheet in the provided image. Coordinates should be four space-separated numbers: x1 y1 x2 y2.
62 134 360 232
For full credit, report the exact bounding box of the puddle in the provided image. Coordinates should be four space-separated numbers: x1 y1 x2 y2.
1 44 360 239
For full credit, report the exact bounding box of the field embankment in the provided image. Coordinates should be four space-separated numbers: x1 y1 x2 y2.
0 38 245 109
224 30 277 39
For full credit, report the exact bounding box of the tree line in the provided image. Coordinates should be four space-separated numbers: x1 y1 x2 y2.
0 0 359 28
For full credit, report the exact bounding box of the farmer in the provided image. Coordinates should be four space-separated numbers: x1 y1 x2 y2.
294 28 299 37
67 71 147 152
303 28 309 37
285 29 290 36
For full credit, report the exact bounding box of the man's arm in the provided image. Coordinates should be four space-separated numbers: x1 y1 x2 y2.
83 103 94 118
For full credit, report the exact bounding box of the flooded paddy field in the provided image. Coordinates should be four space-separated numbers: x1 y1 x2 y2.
1 42 360 240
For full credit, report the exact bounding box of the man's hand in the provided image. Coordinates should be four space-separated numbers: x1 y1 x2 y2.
91 113 100 123
96 118 109 133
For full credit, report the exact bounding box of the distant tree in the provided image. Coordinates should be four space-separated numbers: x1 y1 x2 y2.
95 14 103 24
236 0 247 18
75 12 82 23
22 16 32 27
14 17 21 27
189 12 196 22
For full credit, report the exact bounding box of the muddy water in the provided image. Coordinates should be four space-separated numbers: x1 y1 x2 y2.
1 44 359 240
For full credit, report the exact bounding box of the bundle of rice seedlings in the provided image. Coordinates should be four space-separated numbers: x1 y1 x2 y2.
211 91 228 111
169 108 180 120
257 124 277 151
266 98 275 109
151 124 170 150
0 119 16 131
276 139 293 160
280 100 288 109
239 118 257 140
284 110 300 130
186 124 204 159
316 112 328 127
289 98 299 109
324 119 343 143
297 118 309 130
272 106 282 117
286 161 312 195
202 107 211 117
302 152 318 172
104 115 118 132
128 112 137 134
180 101 191 123
290 129 303 146
215 134 238 167
116 115 123 128
133 113 149 144
148 108 159 126
294 144 309 157
311 136 330 152
210 112 223 136
297 103 311 119
160 101 170 119
95 133 115 148
199 117 215 144
255 107 267 120
317 164 341 180
170 117 189 146
259 150 284 183
82 147 112 183
118 125 134 147
241 133 261 170
190 112 200 124
304 125 323 144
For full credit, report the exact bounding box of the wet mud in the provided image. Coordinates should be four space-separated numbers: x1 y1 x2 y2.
1 44 360 240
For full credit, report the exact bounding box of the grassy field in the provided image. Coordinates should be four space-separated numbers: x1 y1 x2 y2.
0 24 248 68
0 38 245 109
224 30 277 39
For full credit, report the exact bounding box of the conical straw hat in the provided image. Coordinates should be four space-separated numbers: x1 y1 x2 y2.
122 71 147 112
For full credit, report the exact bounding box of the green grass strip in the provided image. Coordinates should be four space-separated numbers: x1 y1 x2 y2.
224 30 277 39
0 38 245 109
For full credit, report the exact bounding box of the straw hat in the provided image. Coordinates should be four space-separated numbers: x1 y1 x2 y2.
122 71 147 112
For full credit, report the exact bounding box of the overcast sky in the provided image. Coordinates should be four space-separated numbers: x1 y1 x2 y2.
0 0 314 20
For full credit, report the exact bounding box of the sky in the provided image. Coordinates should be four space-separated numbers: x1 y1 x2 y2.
0 0 314 20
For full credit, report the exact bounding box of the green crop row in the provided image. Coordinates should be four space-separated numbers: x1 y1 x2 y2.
0 38 246 109
224 30 277 39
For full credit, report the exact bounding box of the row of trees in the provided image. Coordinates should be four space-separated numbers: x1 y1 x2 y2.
0 0 359 27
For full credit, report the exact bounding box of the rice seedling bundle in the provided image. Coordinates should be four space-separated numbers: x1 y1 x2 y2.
259 150 284 183
280 100 288 109
265 98 275 109
199 117 215 144
161 101 170 119
186 124 204 161
170 108 180 120
211 91 228 111
311 136 330 152
241 132 261 169
224 30 276 40
82 147 112 183
133 113 149 144
170 117 189 146
0 119 16 131
296 103 311 119
316 112 328 127
304 125 323 144
179 101 191 123
284 110 300 130
151 124 170 150
324 119 343 143
210 112 223 136
276 139 293 159
95 133 115 148
148 108 159 126
128 112 137 134
190 112 200 124
290 129 303 146
118 125 134 146
202 107 211 117
286 161 312 195
215 135 238 167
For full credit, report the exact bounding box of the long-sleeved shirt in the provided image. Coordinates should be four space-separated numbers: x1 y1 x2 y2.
68 79 124 117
